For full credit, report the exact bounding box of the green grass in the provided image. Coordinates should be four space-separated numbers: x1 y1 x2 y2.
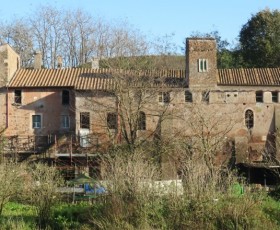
1 201 93 229
2 194 280 230
1 202 36 230
262 196 280 226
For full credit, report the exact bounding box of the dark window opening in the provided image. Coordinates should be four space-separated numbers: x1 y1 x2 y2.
245 109 254 129
202 91 210 103
107 113 117 129
272 91 278 103
14 90 22 104
62 90 70 105
256 91 263 103
80 112 90 129
159 92 170 103
138 111 146 130
185 91 192 102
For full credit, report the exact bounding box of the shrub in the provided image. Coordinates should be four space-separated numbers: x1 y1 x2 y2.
25 163 64 229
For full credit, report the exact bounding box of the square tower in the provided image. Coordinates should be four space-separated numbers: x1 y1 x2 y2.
186 38 218 90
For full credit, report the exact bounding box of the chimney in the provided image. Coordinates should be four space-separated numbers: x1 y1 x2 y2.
91 57 99 69
34 51 42 69
57 55 63 69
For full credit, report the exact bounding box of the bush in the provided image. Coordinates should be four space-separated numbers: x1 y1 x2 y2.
261 196 280 227
25 163 64 229
91 149 161 229
52 202 92 229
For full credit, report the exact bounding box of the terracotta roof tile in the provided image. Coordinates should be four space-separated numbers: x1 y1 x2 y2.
9 68 186 90
218 68 280 86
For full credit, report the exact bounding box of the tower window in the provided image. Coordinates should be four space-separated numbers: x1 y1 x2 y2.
198 59 208 72
245 109 254 129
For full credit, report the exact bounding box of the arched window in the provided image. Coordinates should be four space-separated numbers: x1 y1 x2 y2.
138 111 146 130
245 109 254 129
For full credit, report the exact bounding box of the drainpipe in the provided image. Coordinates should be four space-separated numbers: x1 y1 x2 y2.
5 86 8 130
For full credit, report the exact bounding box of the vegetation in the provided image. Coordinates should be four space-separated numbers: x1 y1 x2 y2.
0 162 63 229
239 9 280 68
1 162 280 229
25 163 64 229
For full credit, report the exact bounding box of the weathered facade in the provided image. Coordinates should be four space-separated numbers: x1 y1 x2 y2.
1 38 280 180
0 44 20 131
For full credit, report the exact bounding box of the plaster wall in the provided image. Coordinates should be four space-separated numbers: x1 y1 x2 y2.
0 44 20 131
5 88 75 136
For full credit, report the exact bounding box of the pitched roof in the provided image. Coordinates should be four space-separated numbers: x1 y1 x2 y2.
13 67 280 88
8 68 186 90
218 68 280 86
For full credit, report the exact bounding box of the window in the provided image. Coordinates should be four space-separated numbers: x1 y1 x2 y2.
138 111 146 130
14 89 22 104
107 113 117 129
256 91 263 103
159 92 170 103
32 115 42 129
202 91 210 103
61 115 70 128
80 112 90 129
245 109 254 129
198 59 208 72
62 90 70 105
272 91 278 103
185 91 192 102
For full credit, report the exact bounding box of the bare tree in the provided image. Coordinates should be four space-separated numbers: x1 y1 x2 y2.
62 9 95 67
162 102 242 199
0 5 183 69
0 20 33 67
29 5 64 68
178 104 239 176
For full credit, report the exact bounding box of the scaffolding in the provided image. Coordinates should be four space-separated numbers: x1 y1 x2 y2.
1 134 101 179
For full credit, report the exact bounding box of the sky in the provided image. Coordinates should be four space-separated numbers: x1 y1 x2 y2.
1 0 280 50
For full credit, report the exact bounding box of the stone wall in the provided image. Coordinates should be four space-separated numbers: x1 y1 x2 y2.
186 38 218 90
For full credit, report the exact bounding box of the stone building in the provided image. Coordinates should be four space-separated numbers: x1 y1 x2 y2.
1 38 280 182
